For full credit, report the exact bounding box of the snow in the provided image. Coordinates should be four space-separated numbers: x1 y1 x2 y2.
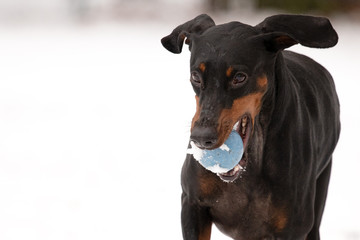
205 163 230 174
0 6 359 240
219 143 230 152
187 142 231 173
188 141 231 160
187 141 204 160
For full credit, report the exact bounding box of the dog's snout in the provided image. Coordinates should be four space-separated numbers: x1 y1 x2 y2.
190 126 218 149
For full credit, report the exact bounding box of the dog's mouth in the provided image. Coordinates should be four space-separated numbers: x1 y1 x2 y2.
217 114 252 182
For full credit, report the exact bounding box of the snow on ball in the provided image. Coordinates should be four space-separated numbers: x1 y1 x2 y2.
187 130 244 174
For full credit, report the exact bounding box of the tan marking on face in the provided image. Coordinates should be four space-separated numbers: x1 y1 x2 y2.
226 66 233 77
191 76 268 147
191 95 201 130
216 92 264 146
257 75 268 89
215 76 268 147
199 63 206 73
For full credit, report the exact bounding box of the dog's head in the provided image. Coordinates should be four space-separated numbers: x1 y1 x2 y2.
161 14 337 180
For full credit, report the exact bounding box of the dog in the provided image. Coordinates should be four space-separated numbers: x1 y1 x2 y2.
161 14 340 240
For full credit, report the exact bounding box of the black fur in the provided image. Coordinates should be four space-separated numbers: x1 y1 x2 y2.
161 14 340 240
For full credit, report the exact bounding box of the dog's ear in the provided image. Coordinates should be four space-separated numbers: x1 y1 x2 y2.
161 14 215 54
256 14 338 51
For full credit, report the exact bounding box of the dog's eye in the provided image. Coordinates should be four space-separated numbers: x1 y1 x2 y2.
190 71 202 86
232 72 247 86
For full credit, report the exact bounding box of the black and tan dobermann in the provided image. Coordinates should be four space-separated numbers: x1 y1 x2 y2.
161 14 340 240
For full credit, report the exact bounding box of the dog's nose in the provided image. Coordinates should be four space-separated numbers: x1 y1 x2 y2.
190 126 218 149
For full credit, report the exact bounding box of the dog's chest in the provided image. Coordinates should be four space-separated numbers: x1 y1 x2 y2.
200 182 287 239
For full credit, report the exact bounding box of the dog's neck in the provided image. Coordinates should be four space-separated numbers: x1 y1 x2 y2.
247 52 294 176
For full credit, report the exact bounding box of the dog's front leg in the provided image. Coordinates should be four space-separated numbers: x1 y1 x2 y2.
181 193 212 240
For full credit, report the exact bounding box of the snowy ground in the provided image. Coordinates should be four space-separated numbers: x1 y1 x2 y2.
0 7 359 240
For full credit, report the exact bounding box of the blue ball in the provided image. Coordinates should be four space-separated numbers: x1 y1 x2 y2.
190 130 244 173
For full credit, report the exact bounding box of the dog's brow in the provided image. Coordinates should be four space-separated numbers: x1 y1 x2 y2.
199 63 206 73
257 76 268 89
226 66 233 77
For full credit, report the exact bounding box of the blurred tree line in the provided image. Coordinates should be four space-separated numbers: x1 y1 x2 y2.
208 0 360 13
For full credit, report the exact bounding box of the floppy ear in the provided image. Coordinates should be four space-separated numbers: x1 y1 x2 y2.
161 14 215 54
256 14 338 51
